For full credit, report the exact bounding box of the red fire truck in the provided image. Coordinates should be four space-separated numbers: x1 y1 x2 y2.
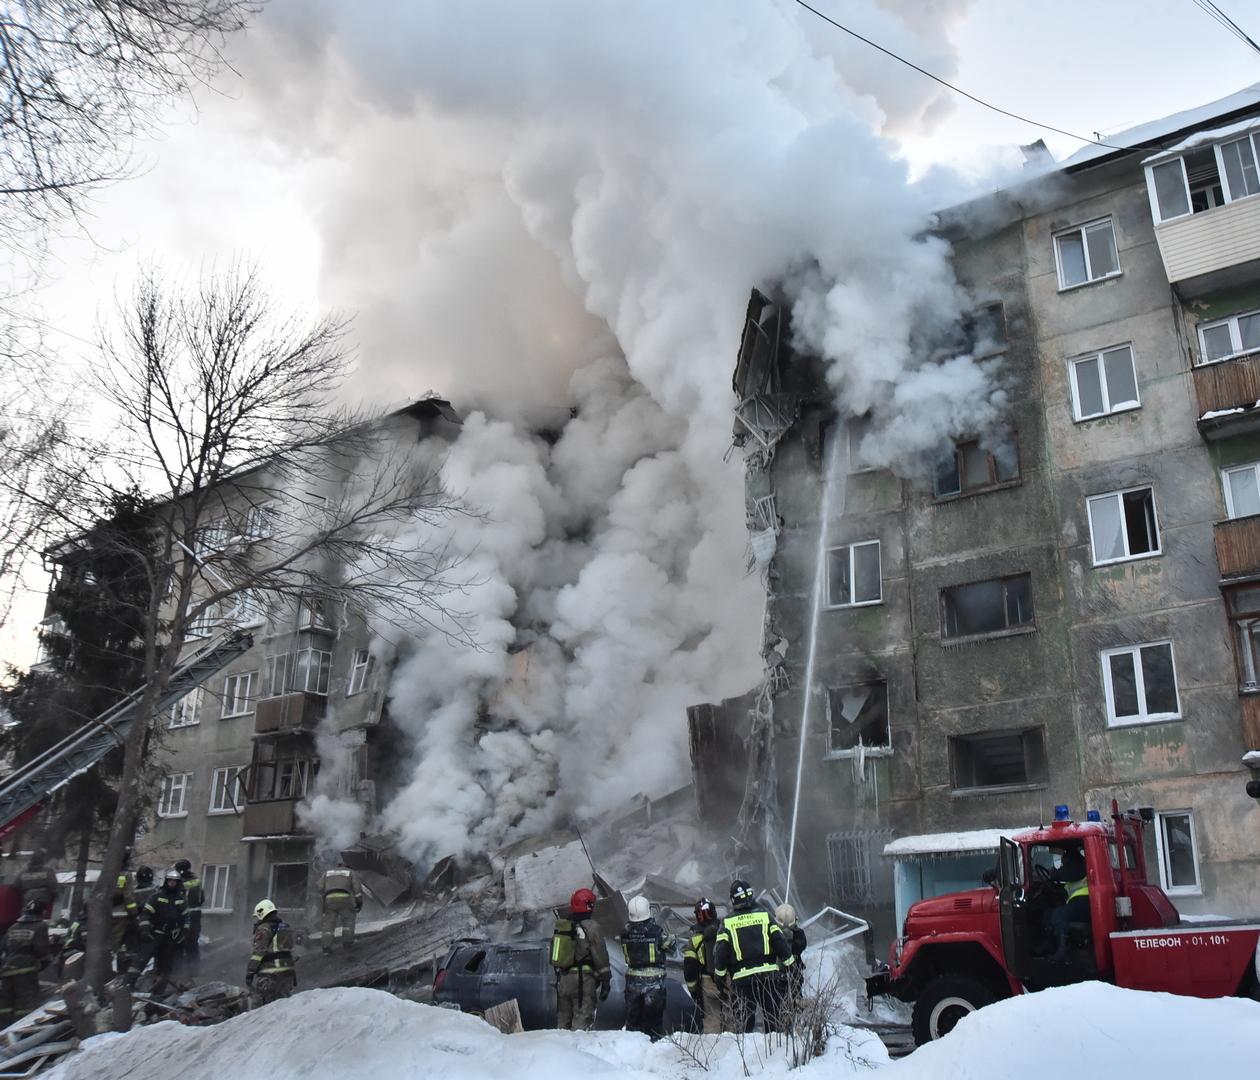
865 801 1260 1045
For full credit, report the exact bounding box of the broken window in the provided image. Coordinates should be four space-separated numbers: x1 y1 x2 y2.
826 828 893 906
268 863 308 910
1197 309 1260 364
1070 344 1140 420
941 574 1033 640
209 766 246 814
1225 586 1260 691
950 729 1047 792
827 682 891 757
846 414 876 473
1054 218 1119 289
965 301 1007 356
1087 487 1160 565
1155 810 1201 895
826 541 881 608
244 503 275 540
934 434 1019 497
347 648 375 695
1101 641 1180 726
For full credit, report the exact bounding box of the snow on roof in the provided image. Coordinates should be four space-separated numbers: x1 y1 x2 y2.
1142 115 1260 165
1060 81 1260 171
883 828 1030 858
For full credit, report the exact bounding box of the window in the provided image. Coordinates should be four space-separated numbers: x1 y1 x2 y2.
1223 462 1260 519
277 758 313 799
846 414 876 473
168 689 200 729
268 863 309 910
186 602 220 639
1224 586 1260 691
248 748 318 801
827 682 891 757
195 520 229 557
202 864 235 914
1155 811 1201 895
209 766 246 814
825 541 882 608
966 301 1007 357
244 503 275 540
297 596 333 631
950 729 1047 792
1069 344 1140 420
1197 309 1260 365
347 649 375 696
941 574 1033 640
1146 135 1260 223
157 772 191 818
294 648 332 694
826 828 893 906
934 434 1019 497
262 653 292 698
1101 642 1181 726
221 671 257 718
1087 487 1160 565
1054 218 1120 289
228 590 266 628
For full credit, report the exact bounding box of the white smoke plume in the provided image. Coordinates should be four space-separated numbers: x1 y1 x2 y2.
258 0 1005 866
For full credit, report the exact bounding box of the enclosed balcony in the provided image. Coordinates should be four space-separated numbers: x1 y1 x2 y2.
254 691 325 735
241 798 303 838
1214 516 1260 579
1193 353 1260 437
1152 197 1260 296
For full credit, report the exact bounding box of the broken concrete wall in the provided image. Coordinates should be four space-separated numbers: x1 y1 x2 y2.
687 694 753 830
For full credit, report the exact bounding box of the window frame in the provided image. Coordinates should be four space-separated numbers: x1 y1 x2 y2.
157 772 192 818
1154 809 1202 897
1100 641 1182 727
262 653 291 698
168 688 201 729
933 435 1021 499
1195 309 1260 366
940 573 1035 643
346 648 374 696
1145 131 1260 224
846 415 877 474
1223 585 1260 692
825 681 892 760
268 862 309 912
1086 486 1162 567
293 647 333 695
208 765 246 815
220 670 257 718
1222 461 1260 520
201 864 235 914
1053 217 1121 291
1068 343 1141 421
948 727 1048 795
824 540 883 609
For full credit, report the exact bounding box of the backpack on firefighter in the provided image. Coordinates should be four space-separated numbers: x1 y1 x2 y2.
550 917 582 971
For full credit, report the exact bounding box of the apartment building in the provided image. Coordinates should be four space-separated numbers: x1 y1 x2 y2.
713 85 1260 942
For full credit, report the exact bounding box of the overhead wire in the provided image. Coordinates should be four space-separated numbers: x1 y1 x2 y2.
790 0 1130 150
1191 0 1260 57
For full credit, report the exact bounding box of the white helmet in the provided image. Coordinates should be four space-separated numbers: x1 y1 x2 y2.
253 899 277 922
775 903 797 928
627 895 651 922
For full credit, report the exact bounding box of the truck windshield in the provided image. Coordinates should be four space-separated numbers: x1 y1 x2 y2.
1108 839 1140 875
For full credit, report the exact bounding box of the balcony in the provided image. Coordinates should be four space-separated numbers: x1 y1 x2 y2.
1193 353 1260 438
254 692 325 735
1241 695 1260 752
1214 516 1260 579
241 798 306 837
1153 197 1260 297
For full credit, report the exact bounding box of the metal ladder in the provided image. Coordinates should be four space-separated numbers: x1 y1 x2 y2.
0 630 254 838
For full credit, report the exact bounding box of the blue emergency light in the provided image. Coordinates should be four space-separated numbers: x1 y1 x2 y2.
1086 810 1101 822
1054 804 1071 821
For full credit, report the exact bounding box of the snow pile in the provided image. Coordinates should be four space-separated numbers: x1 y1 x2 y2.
46 983 1260 1080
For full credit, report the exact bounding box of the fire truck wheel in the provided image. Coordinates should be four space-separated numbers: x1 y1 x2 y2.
911 974 996 1044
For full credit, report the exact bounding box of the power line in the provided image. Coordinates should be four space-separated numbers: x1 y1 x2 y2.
1191 0 1260 57
791 0 1129 150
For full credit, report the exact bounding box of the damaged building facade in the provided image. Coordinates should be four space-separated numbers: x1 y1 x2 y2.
698 86 1260 943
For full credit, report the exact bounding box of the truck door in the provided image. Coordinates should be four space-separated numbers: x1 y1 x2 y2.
998 836 1032 982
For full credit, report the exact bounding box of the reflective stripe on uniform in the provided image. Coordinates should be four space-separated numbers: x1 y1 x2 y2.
1066 877 1089 902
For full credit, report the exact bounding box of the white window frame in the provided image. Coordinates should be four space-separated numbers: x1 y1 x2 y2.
1053 218 1121 290
262 653 291 698
346 648 373 696
1145 130 1260 224
244 503 275 540
294 647 333 695
1196 309 1260 366
202 864 235 914
297 596 333 631
1223 462 1260 520
1086 486 1161 566
208 765 246 815
168 688 201 729
221 671 257 718
1100 641 1182 727
824 540 882 609
1068 344 1141 421
1154 809 1202 897
157 772 192 818
229 589 266 628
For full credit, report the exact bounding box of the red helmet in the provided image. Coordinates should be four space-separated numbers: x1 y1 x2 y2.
570 887 597 914
694 896 717 924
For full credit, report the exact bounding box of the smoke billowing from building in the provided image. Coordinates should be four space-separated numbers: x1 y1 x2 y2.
265 0 1005 866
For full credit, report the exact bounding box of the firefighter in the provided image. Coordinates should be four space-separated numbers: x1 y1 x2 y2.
120 866 157 978
0 901 50 1025
551 887 611 1031
138 869 187 990
109 850 138 973
1047 845 1090 961
17 850 58 919
58 904 88 981
247 899 296 1007
774 903 807 1019
620 895 674 1041
319 861 363 954
714 879 793 1033
175 859 203 973
683 896 724 1034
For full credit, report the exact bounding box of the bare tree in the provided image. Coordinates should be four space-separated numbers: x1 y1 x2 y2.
62 265 466 992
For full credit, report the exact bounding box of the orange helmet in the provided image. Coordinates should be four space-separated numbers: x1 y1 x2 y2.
570 887 597 915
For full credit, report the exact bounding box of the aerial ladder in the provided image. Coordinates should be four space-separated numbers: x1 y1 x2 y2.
0 630 254 850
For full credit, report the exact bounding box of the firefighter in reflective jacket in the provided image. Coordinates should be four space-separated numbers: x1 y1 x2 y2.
175 859 203 973
551 887 611 1030
17 850 58 919
620 896 674 1041
714 880 793 1033
683 896 724 1033
139 869 187 989
1047 845 1090 962
320 862 363 954
248 899 296 1007
0 902 50 1024
110 853 138 972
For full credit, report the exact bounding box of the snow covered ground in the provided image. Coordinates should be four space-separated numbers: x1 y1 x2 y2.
44 982 1260 1080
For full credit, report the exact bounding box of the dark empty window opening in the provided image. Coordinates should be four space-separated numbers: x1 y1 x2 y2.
268 863 309 910
827 682 891 757
941 574 1034 640
965 301 1007 356
950 728 1047 792
934 434 1020 497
